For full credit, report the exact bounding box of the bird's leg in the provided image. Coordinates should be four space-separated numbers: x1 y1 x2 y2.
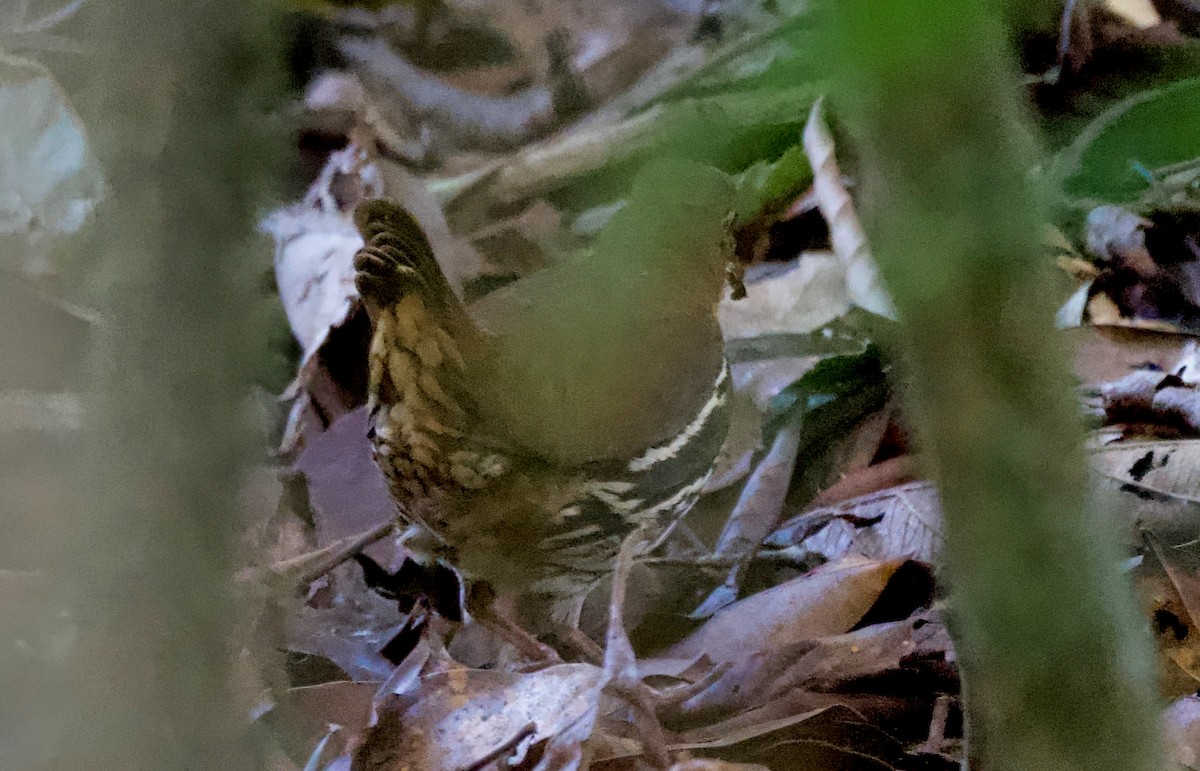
602 529 672 768
555 623 605 664
465 581 563 664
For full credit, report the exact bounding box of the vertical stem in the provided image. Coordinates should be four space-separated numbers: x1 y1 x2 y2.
824 2 1161 768
58 2 283 766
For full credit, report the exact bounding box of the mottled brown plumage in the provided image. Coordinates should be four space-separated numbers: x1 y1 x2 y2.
353 160 735 610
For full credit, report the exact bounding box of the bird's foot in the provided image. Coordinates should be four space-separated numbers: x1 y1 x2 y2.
601 528 672 768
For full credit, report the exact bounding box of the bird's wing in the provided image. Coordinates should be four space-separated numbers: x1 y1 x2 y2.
466 160 735 467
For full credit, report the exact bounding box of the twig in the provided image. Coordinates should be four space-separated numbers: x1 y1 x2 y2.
268 520 396 587
339 36 558 152
917 694 953 755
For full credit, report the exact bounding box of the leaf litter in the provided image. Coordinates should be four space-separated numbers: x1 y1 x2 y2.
227 1 1200 768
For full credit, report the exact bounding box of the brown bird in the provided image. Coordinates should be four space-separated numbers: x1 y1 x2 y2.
352 159 735 654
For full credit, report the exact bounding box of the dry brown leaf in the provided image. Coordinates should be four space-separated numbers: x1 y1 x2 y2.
1143 534 1200 697
717 253 850 340
285 585 402 683
806 455 916 511
1135 561 1200 699
280 680 377 762
1065 325 1197 385
663 557 904 665
671 703 950 770
802 98 893 318
712 413 803 561
655 614 937 722
1091 439 1200 544
667 761 770 771
294 407 395 553
350 663 605 771
768 618 925 698
1164 695 1200 769
766 481 942 566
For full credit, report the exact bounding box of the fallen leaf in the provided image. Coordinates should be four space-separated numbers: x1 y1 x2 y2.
350 664 605 771
663 557 904 664
1103 0 1162 27
718 254 850 340
285 584 403 682
294 407 395 554
765 481 942 566
281 681 377 761
1064 325 1196 385
802 98 893 318
668 761 769 771
672 704 953 771
1164 695 1200 769
264 202 362 372
1092 439 1200 544
0 52 104 277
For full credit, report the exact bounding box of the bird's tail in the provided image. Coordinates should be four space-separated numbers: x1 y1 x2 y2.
353 199 464 322
352 199 479 494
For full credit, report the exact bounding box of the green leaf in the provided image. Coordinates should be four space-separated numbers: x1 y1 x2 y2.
1055 78 1200 203
765 342 888 433
733 141 811 222
549 84 820 214
650 12 816 106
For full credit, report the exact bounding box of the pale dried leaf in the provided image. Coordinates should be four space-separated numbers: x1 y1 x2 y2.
663 557 904 665
264 204 361 368
717 254 850 339
1057 282 1091 328
285 589 401 682
1092 440 1200 506
668 761 769 771
0 52 103 277
802 98 893 318
766 481 943 565
1103 0 1162 27
353 664 605 771
1164 695 1200 770
1093 441 1200 578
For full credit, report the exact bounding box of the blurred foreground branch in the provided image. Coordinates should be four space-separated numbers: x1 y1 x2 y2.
824 2 1162 768
54 2 283 767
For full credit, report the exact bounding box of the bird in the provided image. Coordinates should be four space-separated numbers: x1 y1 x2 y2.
351 158 736 652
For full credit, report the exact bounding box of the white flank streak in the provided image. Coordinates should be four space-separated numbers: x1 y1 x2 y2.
627 368 728 473
540 524 602 548
637 473 710 520
552 505 584 523
590 488 644 514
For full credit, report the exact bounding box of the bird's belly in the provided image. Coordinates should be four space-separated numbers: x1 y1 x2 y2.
370 365 731 598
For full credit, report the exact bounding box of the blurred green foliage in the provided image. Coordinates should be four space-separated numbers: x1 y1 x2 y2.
1056 77 1200 203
